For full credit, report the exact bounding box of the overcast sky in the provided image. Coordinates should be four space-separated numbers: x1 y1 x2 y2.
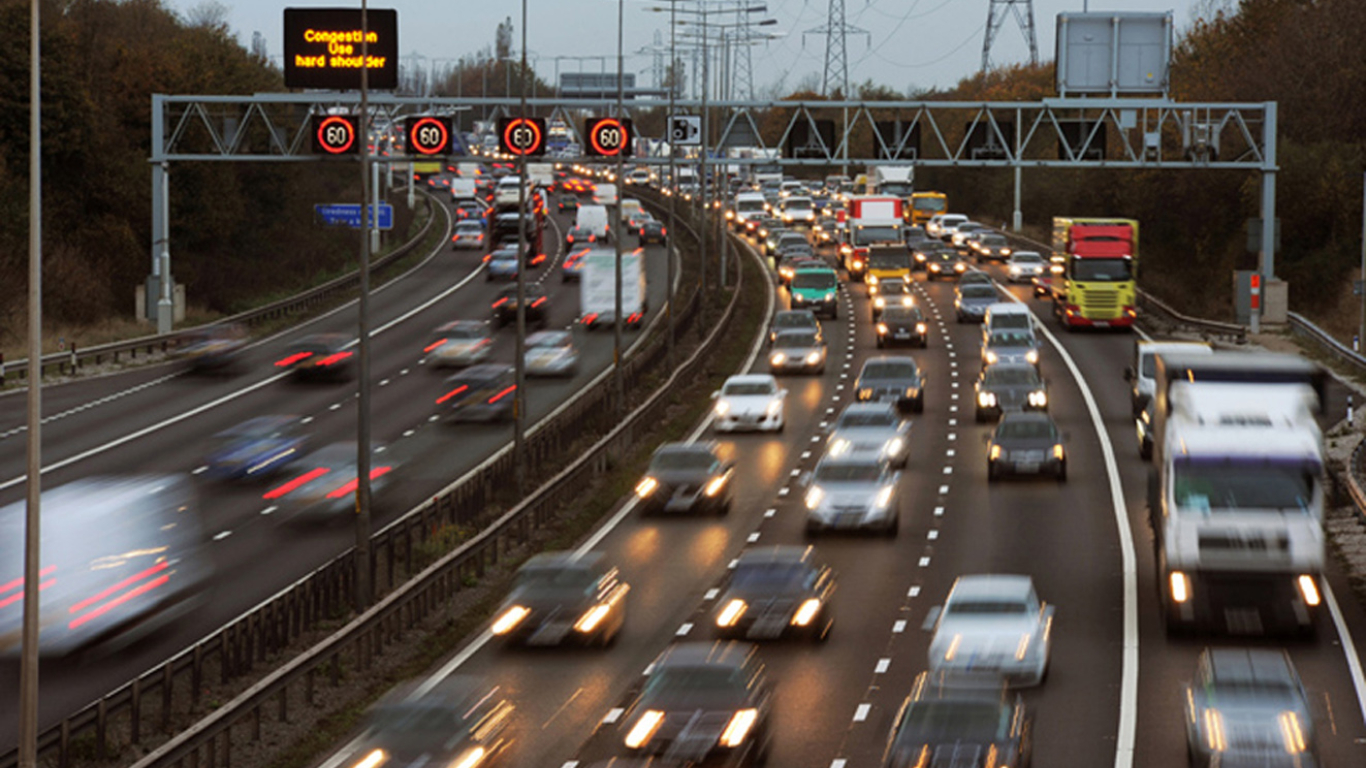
177 0 1215 95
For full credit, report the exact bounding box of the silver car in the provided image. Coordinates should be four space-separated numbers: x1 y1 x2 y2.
425 320 493 369
825 402 910 468
922 574 1054 688
803 453 900 537
1184 648 1320 767
981 328 1041 368
768 329 827 374
1005 251 1046 283
524 330 579 377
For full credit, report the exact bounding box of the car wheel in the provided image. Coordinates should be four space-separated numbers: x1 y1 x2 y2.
919 338 929 349
975 409 986 423
1057 462 1067 483
956 313 964 323
913 394 924 413
1139 439 1152 461
885 513 899 537
876 337 884 349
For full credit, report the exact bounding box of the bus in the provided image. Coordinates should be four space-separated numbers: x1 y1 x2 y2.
909 192 948 226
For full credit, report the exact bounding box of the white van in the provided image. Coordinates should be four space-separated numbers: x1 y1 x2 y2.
593 182 619 206
619 198 644 222
448 178 477 202
1126 340 1214 411
982 303 1034 336
576 204 611 240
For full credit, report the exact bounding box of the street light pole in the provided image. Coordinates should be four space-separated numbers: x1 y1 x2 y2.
614 0 626 412
666 0 677 370
513 0 529 494
354 0 373 611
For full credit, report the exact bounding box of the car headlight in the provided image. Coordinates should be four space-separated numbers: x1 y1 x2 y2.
1052 444 1065 461
915 322 927 334
985 351 999 365
625 710 666 749
874 297 886 309
829 438 851 456
858 387 873 400
867 274 879 286
978 391 997 407
873 485 895 509
575 603 613 633
449 747 486 768
1025 349 1040 364
823 292 836 302
805 485 825 510
716 598 747 627
705 475 728 497
766 399 783 417
885 437 904 457
876 323 888 334
771 352 787 365
989 444 1001 460
719 708 759 748
715 399 731 416
1028 390 1048 407
491 605 531 635
805 351 822 365
636 476 659 498
353 749 387 768
791 599 822 627
954 262 967 272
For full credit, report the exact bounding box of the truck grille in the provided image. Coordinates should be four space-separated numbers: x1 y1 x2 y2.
1082 288 1119 310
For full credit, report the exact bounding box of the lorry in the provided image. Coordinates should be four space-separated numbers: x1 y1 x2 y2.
580 247 647 330
1049 217 1139 330
1148 351 1328 636
908 192 948 226
525 162 554 191
840 196 905 280
870 165 915 203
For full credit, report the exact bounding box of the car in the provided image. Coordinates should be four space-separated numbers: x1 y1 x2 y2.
564 224 604 249
875 305 929 349
638 219 667 245
775 231 810 254
635 441 734 515
924 249 969 281
1183 648 1319 768
1005 250 1047 283
1135 396 1155 460
971 232 1012 262
881 672 1033 768
780 195 816 226
803 452 901 536
451 220 486 250
452 200 485 221
275 333 354 382
987 411 1066 481
751 215 781 240
910 240 950 272
561 246 588 282
762 227 791 255
923 574 1054 687
713 546 835 641
981 328 1042 368
489 551 629 646
202 415 308 481
435 363 516 422
950 221 987 250
769 329 827 374
485 247 520 281
825 401 911 468
776 250 817 285
491 283 548 329
926 213 968 240
768 309 823 345
556 194 579 213
618 642 773 764
625 211 653 236
351 679 514 768
855 355 925 414
870 278 914 322
524 329 579 377
178 322 247 374
788 267 839 319
813 216 839 242
424 320 493 369
265 442 397 524
974 363 1047 422
955 281 998 323
712 374 787 433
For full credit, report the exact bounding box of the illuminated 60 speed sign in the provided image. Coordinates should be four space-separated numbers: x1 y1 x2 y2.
406 116 453 156
498 117 546 156
311 114 359 155
585 117 634 157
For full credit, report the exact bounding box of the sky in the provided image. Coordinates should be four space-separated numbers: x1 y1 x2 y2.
173 0 1217 96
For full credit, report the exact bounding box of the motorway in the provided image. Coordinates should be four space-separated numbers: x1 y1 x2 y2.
0 186 678 749
316 223 1366 768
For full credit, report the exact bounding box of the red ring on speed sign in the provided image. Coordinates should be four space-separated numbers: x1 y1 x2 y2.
316 115 356 154
502 118 543 156
409 117 449 156
590 118 628 156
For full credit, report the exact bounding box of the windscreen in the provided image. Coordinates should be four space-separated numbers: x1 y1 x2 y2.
853 226 901 245
996 420 1053 440
792 272 837 290
912 197 948 213
723 382 774 396
517 566 598 592
983 367 1040 386
732 563 810 591
651 451 716 471
961 285 997 299
948 599 1028 616
880 308 919 322
988 313 1031 329
814 462 882 483
863 361 918 379
898 702 1007 742
775 332 819 348
1012 253 1043 263
838 410 896 428
1173 460 1317 512
1072 258 1133 282
989 332 1034 348
774 313 816 330
870 253 908 270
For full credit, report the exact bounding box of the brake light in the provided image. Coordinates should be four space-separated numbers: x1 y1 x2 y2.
68 563 172 630
263 467 331 500
423 337 449 353
582 313 599 325
69 561 169 615
492 298 509 308
0 564 57 610
325 466 393 500
274 351 314 367
317 351 353 367
531 297 547 307
488 385 517 404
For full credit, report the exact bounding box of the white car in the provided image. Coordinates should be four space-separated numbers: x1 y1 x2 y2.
1005 251 1047 283
424 320 492 369
926 213 967 240
712 374 787 433
780 196 816 225
922 574 1054 687
524 330 579 377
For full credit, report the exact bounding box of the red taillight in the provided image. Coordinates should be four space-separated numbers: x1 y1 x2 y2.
263 467 331 500
68 570 170 630
488 385 517 404
325 466 393 500
492 297 509 308
532 254 546 265
423 337 449 353
69 561 169 615
317 351 353 367
275 351 314 367
661 228 667 236
0 564 57 610
436 384 470 405
531 297 547 307
582 313 599 325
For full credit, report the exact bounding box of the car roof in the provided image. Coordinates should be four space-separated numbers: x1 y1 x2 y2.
735 545 815 567
526 330 571 345
1205 648 1297 686
996 411 1054 427
655 641 757 672
724 373 778 386
654 441 718 458
522 550 605 572
949 574 1035 601
435 319 487 332
446 363 512 380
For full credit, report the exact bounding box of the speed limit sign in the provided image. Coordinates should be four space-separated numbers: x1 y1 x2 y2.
585 117 634 157
311 114 359 155
406 116 452 156
498 117 547 156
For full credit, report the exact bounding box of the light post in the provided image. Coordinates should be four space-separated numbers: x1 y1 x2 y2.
513 0 530 494
355 0 374 611
614 0 626 413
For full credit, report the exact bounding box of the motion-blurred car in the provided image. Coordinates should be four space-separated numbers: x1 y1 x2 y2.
881 672 1032 768
712 374 787 433
780 195 816 226
754 216 783 240
424 320 492 369
485 246 520 281
922 574 1054 687
950 221 987 250
911 241 952 272
924 249 968 281
762 227 791 256
875 305 929 349
813 216 839 243
768 329 827 375
714 546 835 641
826 401 911 468
202 415 308 481
987 411 1066 481
974 363 1047 422
453 200 485 221
870 278 914 322
768 309 823 345
638 219 667 245
619 641 773 764
451 220 486 250
435 364 516 422
350 678 514 768
635 441 734 515
970 232 1012 262
955 281 998 323
981 328 1041 367
855 355 925 414
275 333 354 382
926 213 967 240
625 211 653 236
265 442 397 524
491 283 549 329
1184 648 1319 768
803 452 901 536
1006 251 1047 283
178 323 247 374
489 551 629 646
524 330 579 377
556 194 579 213
788 267 839 319
561 247 588 282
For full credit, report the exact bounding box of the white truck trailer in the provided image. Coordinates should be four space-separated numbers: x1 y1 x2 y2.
580 247 647 330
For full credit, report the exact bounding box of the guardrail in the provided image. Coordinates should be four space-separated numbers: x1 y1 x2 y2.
0 188 710 768
125 207 749 768
0 190 442 385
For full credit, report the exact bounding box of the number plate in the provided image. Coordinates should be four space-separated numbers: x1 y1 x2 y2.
1016 462 1039 473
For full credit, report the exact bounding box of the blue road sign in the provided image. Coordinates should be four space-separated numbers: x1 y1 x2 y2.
314 203 394 230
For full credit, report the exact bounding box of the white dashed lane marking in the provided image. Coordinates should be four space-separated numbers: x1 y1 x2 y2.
934 506 944 517
875 658 890 674
908 585 921 597
213 530 232 541
704 588 719 600
676 623 693 636
192 465 209 475
928 530 939 540
938 485 949 494
853 704 871 722
893 619 907 633
919 557 931 567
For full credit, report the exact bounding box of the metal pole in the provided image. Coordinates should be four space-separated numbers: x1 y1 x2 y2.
699 1 709 330
666 0 677 371
514 0 529 494
1012 108 1023 232
354 0 373 611
1254 101 1277 334
157 167 173 334
19 0 42 763
613 0 625 413
1359 172 1365 352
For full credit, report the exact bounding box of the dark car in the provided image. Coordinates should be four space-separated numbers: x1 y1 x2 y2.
924 249 969 281
489 551 629 646
855 355 925 413
974 363 1047 422
713 546 835 642
619 641 773 765
911 240 952 272
881 673 1032 768
876 305 928 349
562 246 588 283
754 215 783 240
971 232 1013 263
768 309 823 345
453 200 485 221
870 278 914 322
635 441 734 515
762 227 791 256
436 364 517 423
264 442 398 524
565 224 604 249
275 333 354 382
987 411 1066 481
202 415 308 481
352 678 514 768
1184 648 1319 768
178 322 247 374
956 281 998 322
639 219 667 245
491 283 549 329
556 194 579 213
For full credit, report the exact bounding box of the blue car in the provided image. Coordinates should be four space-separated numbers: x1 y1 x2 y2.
202 415 309 481
485 247 520 281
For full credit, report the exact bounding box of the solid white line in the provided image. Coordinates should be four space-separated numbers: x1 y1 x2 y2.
1323 580 1366 726
1001 287 1138 768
